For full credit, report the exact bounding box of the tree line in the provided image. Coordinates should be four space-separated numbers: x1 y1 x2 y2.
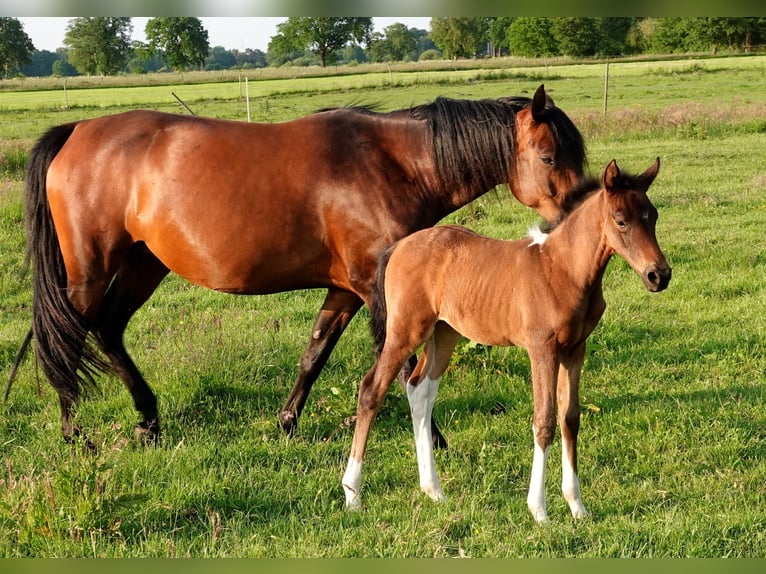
2 16 766 79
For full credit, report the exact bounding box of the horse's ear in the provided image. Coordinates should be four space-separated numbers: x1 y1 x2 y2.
604 159 620 194
637 157 661 192
532 84 547 122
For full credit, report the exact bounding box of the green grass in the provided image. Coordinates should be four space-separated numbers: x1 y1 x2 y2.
1 55 765 557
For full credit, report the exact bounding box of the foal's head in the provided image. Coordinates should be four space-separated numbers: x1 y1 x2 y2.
602 157 672 292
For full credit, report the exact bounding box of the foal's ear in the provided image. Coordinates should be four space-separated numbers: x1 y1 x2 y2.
637 157 661 192
531 84 548 122
603 159 621 194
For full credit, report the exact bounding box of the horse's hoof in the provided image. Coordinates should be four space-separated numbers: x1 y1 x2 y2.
63 428 98 453
278 409 297 437
432 430 449 450
134 418 160 446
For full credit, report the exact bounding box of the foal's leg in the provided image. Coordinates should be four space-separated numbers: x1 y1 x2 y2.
342 351 407 510
91 244 169 445
279 288 362 435
406 323 461 502
526 346 558 523
557 343 588 518
400 354 448 450
280 288 449 449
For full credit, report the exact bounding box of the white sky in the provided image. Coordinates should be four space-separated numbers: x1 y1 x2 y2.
17 17 434 53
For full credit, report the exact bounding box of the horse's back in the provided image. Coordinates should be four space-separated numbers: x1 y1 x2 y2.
42 108 429 296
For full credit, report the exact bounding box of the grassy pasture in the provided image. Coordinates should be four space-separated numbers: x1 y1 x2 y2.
0 55 765 557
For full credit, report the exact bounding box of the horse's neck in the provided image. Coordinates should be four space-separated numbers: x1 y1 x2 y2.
545 193 612 296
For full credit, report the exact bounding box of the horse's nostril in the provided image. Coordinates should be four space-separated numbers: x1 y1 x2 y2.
648 271 658 284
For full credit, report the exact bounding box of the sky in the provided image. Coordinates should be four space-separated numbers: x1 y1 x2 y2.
17 17 434 53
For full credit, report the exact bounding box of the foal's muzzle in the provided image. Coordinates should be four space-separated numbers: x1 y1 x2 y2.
643 264 672 292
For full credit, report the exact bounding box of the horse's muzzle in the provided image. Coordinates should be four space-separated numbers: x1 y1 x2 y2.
643 264 672 292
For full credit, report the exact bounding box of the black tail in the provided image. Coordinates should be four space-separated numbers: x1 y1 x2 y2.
369 245 395 354
25 123 112 402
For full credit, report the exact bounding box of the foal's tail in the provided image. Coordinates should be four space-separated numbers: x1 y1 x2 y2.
369 245 395 354
24 123 112 402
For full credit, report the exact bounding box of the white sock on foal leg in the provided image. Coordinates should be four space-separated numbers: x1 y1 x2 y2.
406 375 446 502
342 456 363 510
527 428 550 523
561 440 588 518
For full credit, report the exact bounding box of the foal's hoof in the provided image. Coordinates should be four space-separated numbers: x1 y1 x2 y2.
278 409 298 437
134 418 160 446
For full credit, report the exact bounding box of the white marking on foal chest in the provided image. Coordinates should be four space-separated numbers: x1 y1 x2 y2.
527 224 549 248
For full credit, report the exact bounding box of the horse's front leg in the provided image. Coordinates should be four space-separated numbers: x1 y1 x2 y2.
279 289 363 435
558 343 588 519
526 346 558 523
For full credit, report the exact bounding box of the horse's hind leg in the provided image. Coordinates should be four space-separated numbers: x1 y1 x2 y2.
91 243 169 445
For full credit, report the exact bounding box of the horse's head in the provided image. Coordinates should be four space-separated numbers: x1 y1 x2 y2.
510 84 588 224
602 157 672 292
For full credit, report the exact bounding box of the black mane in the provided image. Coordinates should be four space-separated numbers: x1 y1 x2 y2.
318 93 587 199
412 94 587 194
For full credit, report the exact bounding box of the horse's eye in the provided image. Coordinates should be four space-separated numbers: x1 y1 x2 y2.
540 156 555 166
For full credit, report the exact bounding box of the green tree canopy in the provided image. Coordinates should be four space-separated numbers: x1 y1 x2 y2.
64 17 132 76
507 17 557 57
0 17 35 78
486 17 514 57
368 22 417 62
272 17 372 67
430 17 485 59
145 17 210 71
551 17 601 57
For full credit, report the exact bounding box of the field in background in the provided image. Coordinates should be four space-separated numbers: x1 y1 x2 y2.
0 55 764 557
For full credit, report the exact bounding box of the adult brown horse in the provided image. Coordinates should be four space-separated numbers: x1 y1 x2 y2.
342 158 671 521
18 84 587 446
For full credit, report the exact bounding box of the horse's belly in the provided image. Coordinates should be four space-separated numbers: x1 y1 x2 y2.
146 235 332 295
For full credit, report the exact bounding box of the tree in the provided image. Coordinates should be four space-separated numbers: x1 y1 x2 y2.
206 46 236 70
507 17 557 57
695 17 766 51
0 17 35 77
430 17 485 59
413 28 436 59
597 17 640 55
52 57 77 77
273 17 372 67
64 17 132 75
486 17 514 57
22 49 57 77
267 30 304 66
145 17 209 71
551 17 601 57
369 23 417 62
232 48 267 69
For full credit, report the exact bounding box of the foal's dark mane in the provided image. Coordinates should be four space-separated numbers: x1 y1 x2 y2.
544 165 657 232
543 175 601 231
